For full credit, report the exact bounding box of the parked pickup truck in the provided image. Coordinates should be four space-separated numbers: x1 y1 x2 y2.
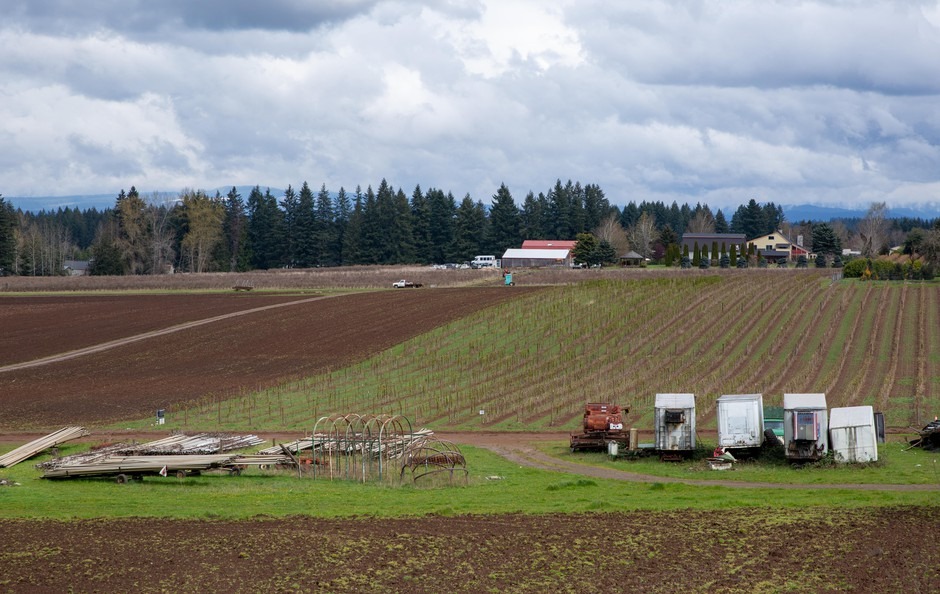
392 279 423 288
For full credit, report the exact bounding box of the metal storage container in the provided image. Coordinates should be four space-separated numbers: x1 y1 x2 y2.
717 394 764 451
829 406 878 463
654 393 696 452
783 393 828 461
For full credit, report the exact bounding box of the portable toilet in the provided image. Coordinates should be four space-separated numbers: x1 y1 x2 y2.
655 393 696 452
829 406 878 463
717 394 764 453
783 393 828 461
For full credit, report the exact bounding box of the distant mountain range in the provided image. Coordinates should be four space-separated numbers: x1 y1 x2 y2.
782 203 939 221
4 187 280 213
5 192 939 221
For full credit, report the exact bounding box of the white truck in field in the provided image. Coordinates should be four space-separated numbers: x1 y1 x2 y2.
392 279 422 288
470 255 499 268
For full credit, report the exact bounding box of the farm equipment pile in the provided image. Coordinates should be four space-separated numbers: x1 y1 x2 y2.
909 418 940 450
569 403 630 451
37 432 294 481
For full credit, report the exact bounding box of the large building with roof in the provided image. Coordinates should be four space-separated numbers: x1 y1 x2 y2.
500 247 572 268
681 233 747 255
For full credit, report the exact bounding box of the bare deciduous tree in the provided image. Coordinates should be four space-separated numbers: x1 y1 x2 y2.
594 212 630 256
686 210 715 234
145 192 176 274
628 212 658 259
858 202 889 257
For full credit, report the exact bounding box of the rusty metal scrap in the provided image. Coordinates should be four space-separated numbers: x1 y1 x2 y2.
908 419 940 450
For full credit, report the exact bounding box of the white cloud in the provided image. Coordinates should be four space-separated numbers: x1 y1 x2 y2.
0 0 938 214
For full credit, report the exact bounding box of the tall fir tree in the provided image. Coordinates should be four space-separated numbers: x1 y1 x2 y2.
714 209 729 233
332 186 350 266
547 179 571 238
620 202 640 229
0 197 16 273
453 194 486 261
293 182 316 268
315 184 336 266
221 187 248 272
487 183 521 254
359 185 381 264
342 186 365 264
427 188 456 263
247 186 283 269
279 185 299 267
520 191 545 239
409 185 432 263
388 185 416 263
582 183 610 233
812 223 841 257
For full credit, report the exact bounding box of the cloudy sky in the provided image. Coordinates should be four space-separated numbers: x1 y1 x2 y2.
2 0 939 213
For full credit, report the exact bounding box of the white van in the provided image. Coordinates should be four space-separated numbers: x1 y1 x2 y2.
471 255 499 268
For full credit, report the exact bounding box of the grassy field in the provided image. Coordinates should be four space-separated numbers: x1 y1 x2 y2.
1 441 937 521
558 439 940 485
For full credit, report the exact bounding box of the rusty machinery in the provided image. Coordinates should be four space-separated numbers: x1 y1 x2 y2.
569 402 631 451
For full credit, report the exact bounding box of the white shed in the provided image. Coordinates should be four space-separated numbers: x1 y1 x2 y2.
500 248 571 268
783 393 828 462
717 394 764 451
829 406 878 463
654 393 696 452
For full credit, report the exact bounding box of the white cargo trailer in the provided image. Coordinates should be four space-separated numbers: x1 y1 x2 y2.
654 393 696 454
717 394 764 453
829 406 878 463
783 393 828 462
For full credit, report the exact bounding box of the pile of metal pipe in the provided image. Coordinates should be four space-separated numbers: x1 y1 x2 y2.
0 427 90 468
257 438 315 455
37 433 273 475
35 442 129 471
42 454 236 479
116 433 265 455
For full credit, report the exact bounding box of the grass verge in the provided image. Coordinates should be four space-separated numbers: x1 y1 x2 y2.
1 442 936 520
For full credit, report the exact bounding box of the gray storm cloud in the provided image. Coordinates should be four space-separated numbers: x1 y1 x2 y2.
1 0 938 212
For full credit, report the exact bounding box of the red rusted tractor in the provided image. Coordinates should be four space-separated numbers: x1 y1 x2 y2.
569 402 630 451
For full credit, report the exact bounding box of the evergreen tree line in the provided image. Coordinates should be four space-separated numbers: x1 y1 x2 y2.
1 186 937 276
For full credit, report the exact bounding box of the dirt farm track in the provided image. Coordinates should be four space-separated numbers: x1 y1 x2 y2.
2 284 939 593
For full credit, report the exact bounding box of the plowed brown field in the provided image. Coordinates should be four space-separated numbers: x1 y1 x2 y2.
0 288 538 428
1 508 937 593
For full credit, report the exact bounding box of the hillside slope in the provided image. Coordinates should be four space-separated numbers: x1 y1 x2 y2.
177 273 939 433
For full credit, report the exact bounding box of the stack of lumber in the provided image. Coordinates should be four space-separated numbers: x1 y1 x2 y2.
37 433 281 478
42 453 296 479
42 454 235 479
0 427 90 468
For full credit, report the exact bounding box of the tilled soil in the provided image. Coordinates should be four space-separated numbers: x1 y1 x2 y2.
0 508 937 593
0 288 538 428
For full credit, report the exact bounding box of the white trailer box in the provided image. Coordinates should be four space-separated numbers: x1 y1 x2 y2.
829 406 878 463
717 394 764 451
654 393 696 452
783 393 828 461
